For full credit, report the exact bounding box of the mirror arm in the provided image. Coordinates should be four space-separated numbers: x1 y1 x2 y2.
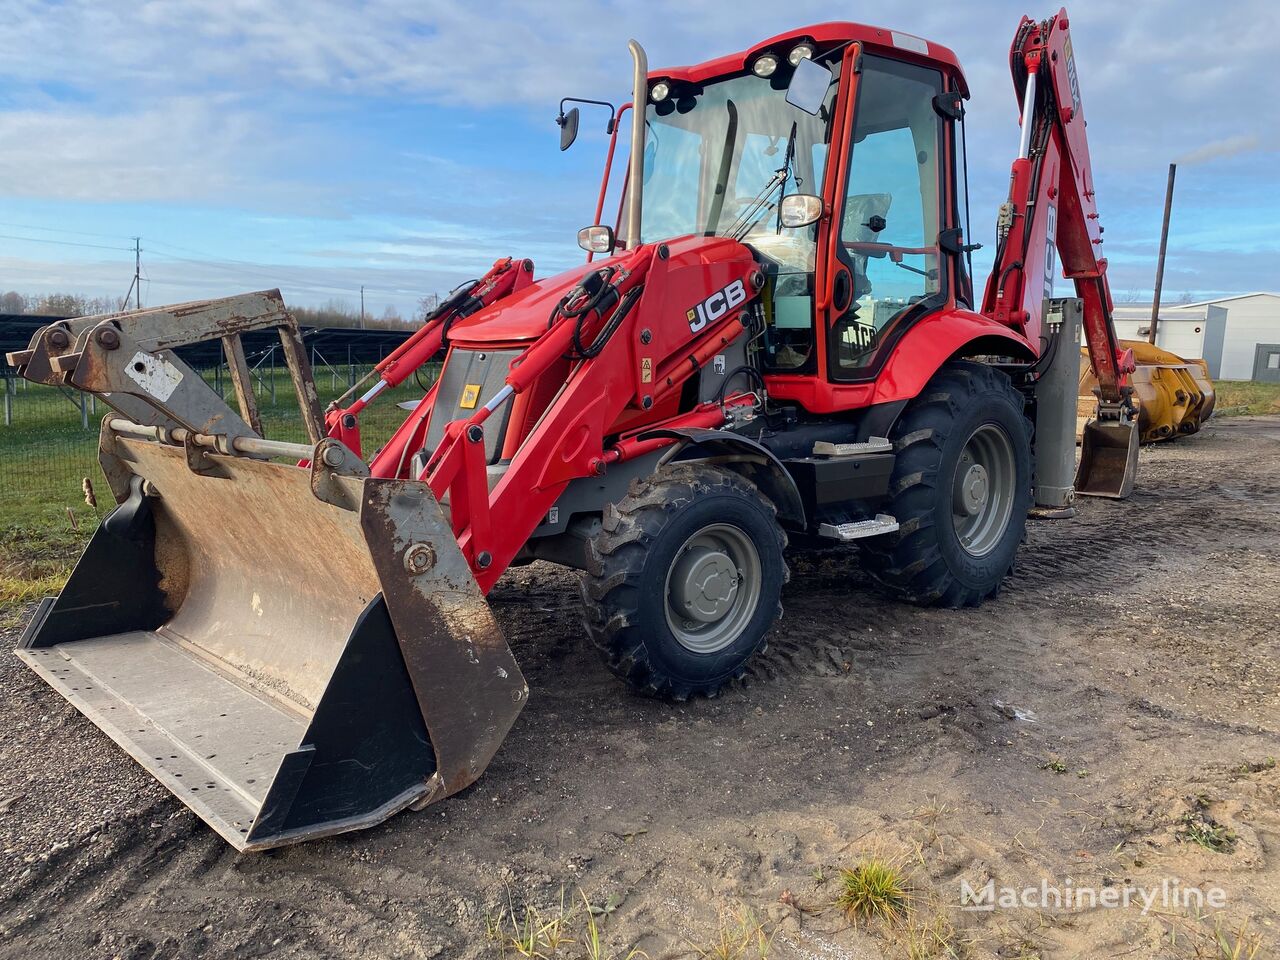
558 97 618 135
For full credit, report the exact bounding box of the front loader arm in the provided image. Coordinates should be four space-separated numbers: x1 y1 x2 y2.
325 256 536 463
422 245 764 593
981 8 1134 404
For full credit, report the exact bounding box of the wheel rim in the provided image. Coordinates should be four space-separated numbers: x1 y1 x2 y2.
664 522 762 654
951 423 1017 558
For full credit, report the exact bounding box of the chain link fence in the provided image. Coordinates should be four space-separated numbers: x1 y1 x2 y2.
1 342 436 535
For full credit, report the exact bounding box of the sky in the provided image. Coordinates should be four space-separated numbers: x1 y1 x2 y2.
0 0 1276 317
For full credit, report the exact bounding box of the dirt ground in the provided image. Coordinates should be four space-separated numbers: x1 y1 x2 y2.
1 416 1277 960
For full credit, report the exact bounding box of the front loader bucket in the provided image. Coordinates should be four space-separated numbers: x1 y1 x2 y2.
1074 416 1139 499
18 433 526 850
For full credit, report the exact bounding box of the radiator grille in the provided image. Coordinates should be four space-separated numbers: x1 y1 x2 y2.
424 348 521 464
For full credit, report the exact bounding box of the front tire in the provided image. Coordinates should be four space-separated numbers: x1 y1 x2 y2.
860 361 1032 607
580 464 787 700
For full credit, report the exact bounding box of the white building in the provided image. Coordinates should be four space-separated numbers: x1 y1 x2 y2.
1110 293 1280 381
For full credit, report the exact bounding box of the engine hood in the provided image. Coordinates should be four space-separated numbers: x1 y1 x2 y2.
446 235 755 347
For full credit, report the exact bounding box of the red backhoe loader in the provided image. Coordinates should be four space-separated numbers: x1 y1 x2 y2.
9 8 1138 849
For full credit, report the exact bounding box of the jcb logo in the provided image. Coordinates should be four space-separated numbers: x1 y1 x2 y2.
1063 36 1082 117
687 279 747 333
1043 202 1057 299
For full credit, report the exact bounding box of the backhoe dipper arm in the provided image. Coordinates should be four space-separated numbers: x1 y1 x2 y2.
981 8 1134 405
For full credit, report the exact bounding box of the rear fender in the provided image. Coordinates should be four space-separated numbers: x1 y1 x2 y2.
639 427 805 528
871 308 1038 405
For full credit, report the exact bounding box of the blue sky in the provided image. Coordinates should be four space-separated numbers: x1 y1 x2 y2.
0 0 1275 317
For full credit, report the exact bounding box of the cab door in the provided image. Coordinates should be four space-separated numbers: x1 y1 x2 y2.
822 54 949 380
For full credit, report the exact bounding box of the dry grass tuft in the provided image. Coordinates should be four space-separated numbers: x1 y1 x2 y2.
486 888 577 958
485 887 645 960
685 905 773 960
834 856 911 926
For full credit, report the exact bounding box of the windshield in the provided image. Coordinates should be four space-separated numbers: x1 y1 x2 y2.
622 68 839 255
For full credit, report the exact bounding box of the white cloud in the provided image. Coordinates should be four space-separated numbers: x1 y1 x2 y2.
5 1 1276 185
0 94 325 207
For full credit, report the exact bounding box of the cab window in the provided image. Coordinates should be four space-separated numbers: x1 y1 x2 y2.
615 65 840 373
832 56 944 373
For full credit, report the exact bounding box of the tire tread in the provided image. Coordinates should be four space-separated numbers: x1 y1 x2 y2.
860 361 1030 609
580 464 788 700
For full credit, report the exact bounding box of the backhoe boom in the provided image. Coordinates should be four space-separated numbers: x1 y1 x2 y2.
981 8 1139 497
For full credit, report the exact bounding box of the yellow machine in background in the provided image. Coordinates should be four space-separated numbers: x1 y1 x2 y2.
1077 340 1216 444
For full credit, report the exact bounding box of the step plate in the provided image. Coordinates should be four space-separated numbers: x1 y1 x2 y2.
812 437 893 457
818 514 900 541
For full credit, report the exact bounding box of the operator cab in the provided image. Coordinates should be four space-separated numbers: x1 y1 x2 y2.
566 24 972 394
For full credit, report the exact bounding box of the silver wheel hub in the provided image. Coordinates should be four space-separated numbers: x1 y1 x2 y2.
672 548 740 623
951 424 1017 558
664 523 763 654
955 462 989 516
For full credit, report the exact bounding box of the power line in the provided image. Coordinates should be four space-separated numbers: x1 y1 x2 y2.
120 237 142 309
145 249 391 299
145 250 349 293
144 236 274 266
1 227 405 304
0 219 134 242
2 228 397 295
144 237 394 295
0 232 135 252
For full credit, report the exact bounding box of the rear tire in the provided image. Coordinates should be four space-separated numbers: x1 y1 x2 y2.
860 361 1032 608
580 464 787 700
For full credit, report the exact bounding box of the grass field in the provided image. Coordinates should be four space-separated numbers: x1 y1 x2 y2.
1215 379 1280 417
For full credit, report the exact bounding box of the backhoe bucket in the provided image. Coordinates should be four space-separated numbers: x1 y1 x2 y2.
1074 415 1139 499
17 430 526 850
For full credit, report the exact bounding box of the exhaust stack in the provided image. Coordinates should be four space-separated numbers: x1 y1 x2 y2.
624 39 648 250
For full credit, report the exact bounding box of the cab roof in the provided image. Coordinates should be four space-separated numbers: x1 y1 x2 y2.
651 22 969 98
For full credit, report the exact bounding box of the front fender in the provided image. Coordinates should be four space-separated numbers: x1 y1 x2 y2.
871 308 1038 405
638 427 806 528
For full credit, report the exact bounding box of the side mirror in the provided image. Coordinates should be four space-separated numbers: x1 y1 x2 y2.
577 224 615 254
786 57 831 116
780 194 823 228
558 107 581 151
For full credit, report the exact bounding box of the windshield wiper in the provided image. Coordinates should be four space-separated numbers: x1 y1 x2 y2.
773 121 800 233
727 121 798 241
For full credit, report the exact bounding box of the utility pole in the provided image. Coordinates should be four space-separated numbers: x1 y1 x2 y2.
360 285 365 330
133 237 142 310
1148 163 1176 345
120 236 143 311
